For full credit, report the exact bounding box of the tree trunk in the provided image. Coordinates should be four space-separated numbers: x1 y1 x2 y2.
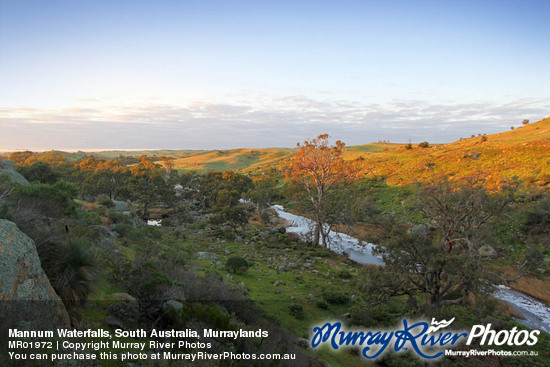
313 222 320 247
142 201 149 219
321 229 328 249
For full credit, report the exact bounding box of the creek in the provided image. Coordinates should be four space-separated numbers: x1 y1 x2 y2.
272 204 550 334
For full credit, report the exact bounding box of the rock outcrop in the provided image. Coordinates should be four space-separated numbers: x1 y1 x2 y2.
0 159 29 185
0 219 71 344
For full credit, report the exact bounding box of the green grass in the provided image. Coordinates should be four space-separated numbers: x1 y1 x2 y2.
184 235 403 366
348 143 403 152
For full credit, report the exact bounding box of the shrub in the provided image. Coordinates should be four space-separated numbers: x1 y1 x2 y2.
161 217 173 227
112 223 134 237
260 211 271 224
13 180 78 219
173 303 234 331
337 269 353 279
96 194 114 207
107 209 127 224
188 220 208 230
315 249 335 258
16 161 60 184
316 301 328 309
480 135 488 142
322 291 349 305
42 238 98 308
225 256 249 274
404 143 412 150
418 141 430 148
126 258 172 299
349 303 394 327
288 303 304 319
524 195 550 227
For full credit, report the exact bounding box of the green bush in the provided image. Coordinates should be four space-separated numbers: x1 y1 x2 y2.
260 211 271 224
288 303 304 319
188 220 208 230
337 269 353 279
315 249 335 258
418 141 430 148
213 228 236 240
322 291 349 305
16 161 60 184
172 303 234 331
349 303 394 327
126 259 171 299
42 238 98 308
524 195 550 227
107 209 127 224
316 301 328 310
225 256 249 274
96 194 114 207
112 223 134 237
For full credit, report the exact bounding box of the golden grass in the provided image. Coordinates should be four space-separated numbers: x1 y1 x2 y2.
164 117 550 190
498 267 550 304
344 117 550 189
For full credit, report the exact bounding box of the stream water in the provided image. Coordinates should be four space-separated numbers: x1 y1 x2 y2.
272 204 550 333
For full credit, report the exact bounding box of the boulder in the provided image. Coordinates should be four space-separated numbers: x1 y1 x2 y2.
109 293 137 303
112 200 130 212
287 232 301 243
89 225 118 239
0 166 29 185
107 302 139 324
0 219 71 344
129 215 147 228
163 300 184 313
0 159 15 170
478 245 497 258
106 316 125 330
197 251 219 260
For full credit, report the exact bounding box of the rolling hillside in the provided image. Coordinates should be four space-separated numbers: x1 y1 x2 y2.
170 148 296 172
350 117 550 188
3 117 548 188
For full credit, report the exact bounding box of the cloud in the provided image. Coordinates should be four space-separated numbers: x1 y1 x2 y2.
0 97 548 150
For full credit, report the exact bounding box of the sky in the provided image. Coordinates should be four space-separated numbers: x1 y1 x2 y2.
1 0 549 150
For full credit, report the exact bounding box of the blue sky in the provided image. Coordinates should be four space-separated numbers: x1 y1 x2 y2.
1 0 549 150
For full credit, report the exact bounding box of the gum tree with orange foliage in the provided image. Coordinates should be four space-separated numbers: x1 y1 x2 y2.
288 134 362 247
160 156 175 175
75 157 129 200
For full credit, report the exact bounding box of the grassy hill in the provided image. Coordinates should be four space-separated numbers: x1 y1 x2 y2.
5 117 549 188
170 118 549 189
164 143 403 173
170 148 296 172
350 117 550 188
